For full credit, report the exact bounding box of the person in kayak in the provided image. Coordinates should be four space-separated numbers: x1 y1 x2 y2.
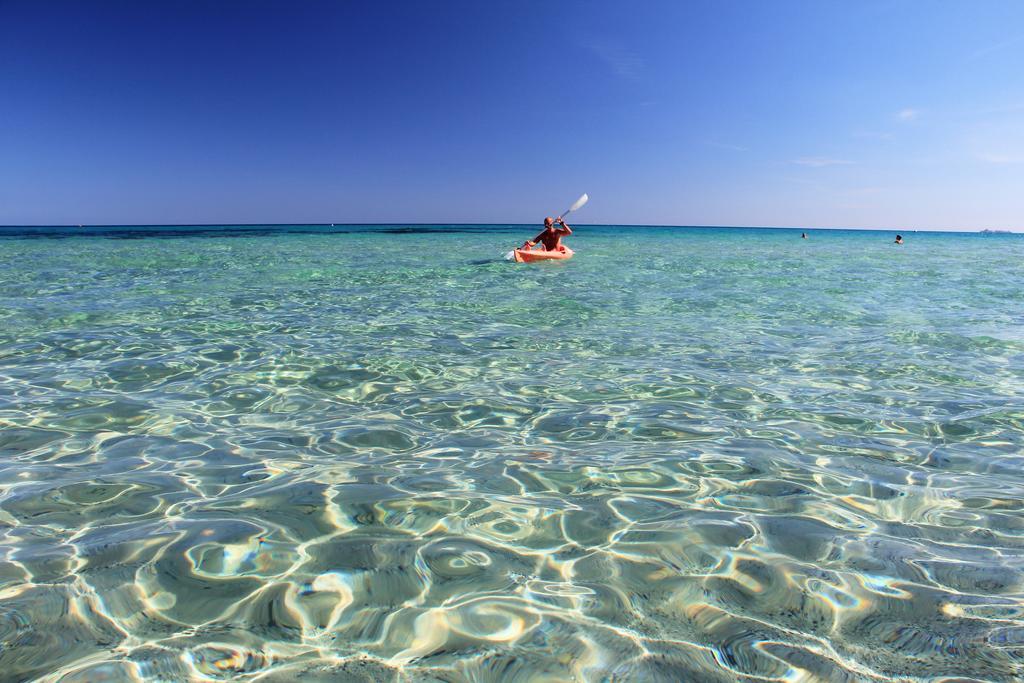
521 217 572 252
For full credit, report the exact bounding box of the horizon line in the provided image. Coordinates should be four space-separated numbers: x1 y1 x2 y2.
0 223 1015 234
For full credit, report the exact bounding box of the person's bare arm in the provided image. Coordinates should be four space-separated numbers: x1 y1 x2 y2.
557 218 572 235
523 230 547 248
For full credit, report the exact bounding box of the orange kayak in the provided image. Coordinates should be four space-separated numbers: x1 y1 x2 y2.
512 246 574 263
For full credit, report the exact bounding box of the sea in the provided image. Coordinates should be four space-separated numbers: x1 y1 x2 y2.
1 224 1022 681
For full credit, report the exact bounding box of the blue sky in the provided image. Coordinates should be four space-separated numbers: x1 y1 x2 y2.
2 1 1023 229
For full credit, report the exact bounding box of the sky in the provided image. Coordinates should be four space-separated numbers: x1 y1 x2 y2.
2 1 1023 229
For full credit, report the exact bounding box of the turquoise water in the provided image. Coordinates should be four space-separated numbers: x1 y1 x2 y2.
1 225 1023 681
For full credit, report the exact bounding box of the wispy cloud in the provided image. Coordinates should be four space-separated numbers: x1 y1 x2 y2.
853 129 894 141
583 40 645 80
705 140 748 152
967 101 1024 117
897 108 920 122
968 120 1024 164
965 34 1024 63
976 152 1024 164
793 157 854 167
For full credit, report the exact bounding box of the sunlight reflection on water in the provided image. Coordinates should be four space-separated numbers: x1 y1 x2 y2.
1 226 1023 680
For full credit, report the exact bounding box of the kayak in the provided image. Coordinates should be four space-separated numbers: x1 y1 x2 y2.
512 246 574 263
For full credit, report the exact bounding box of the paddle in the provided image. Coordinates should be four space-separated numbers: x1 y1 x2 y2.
504 193 589 260
558 193 589 221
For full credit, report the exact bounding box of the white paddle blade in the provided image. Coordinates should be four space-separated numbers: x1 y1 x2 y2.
559 193 589 219
568 193 589 213
503 250 515 261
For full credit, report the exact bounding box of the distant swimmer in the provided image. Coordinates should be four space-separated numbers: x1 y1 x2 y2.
894 234 903 244
801 232 807 239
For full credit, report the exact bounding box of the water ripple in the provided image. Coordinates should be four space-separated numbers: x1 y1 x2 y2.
1 228 1023 680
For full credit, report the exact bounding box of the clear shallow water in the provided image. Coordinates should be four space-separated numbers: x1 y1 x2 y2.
1 224 1023 681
